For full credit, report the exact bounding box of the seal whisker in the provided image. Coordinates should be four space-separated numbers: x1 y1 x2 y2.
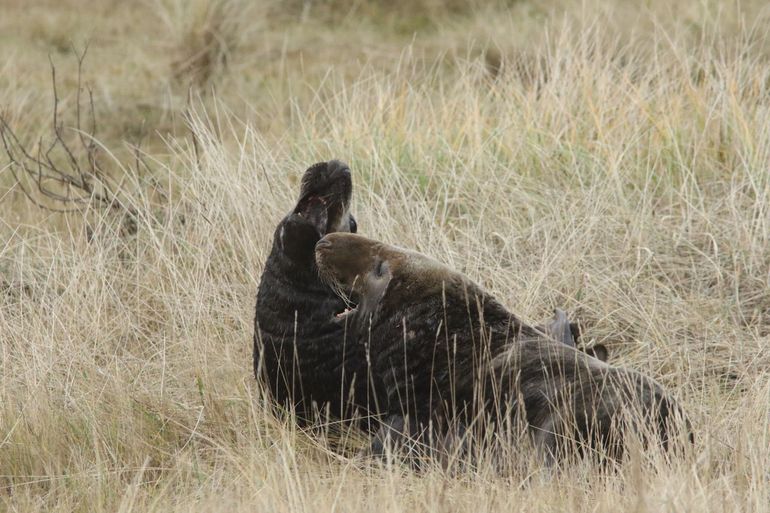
317 265 356 308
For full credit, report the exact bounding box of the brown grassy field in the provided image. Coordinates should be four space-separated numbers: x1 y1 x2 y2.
1 0 769 511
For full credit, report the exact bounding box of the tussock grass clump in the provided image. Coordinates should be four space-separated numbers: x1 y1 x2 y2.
157 0 257 89
2 0 770 511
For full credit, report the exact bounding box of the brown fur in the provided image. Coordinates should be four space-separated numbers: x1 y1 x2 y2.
316 233 692 465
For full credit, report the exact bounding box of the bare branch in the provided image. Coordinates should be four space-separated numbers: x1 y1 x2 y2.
0 51 142 226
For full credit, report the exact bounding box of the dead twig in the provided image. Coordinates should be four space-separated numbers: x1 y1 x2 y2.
0 48 139 223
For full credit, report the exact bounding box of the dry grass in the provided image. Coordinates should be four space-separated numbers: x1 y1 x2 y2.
1 0 770 511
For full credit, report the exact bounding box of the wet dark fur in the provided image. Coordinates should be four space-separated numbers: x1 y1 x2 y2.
315 233 692 465
253 161 384 425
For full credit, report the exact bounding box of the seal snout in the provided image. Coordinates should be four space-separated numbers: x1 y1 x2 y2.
314 233 364 288
315 232 348 254
315 237 334 252
314 236 336 275
326 159 351 177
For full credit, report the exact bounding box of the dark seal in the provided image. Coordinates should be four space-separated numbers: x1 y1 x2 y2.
315 233 691 464
253 161 384 426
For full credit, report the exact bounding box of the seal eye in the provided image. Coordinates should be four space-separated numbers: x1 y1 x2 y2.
374 259 385 277
349 215 357 234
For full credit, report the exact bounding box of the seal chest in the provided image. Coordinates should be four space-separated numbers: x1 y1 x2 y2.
253 161 385 427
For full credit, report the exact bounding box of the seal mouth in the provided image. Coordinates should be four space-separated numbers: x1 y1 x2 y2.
294 160 352 236
316 250 359 321
295 194 327 216
318 268 360 323
334 305 358 322
294 194 331 236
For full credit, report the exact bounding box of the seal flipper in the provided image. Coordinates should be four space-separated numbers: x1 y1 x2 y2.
536 309 610 362
369 413 440 469
543 308 576 347
582 344 609 362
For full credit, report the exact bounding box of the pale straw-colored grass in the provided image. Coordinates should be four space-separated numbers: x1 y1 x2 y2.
1 1 769 511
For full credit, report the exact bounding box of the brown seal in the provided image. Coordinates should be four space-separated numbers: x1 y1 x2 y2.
253 161 384 427
315 233 691 464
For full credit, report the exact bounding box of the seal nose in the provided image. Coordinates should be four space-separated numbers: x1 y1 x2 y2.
315 237 333 252
327 159 351 176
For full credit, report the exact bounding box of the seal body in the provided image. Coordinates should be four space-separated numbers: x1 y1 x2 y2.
254 161 384 426
489 337 685 463
315 233 691 463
